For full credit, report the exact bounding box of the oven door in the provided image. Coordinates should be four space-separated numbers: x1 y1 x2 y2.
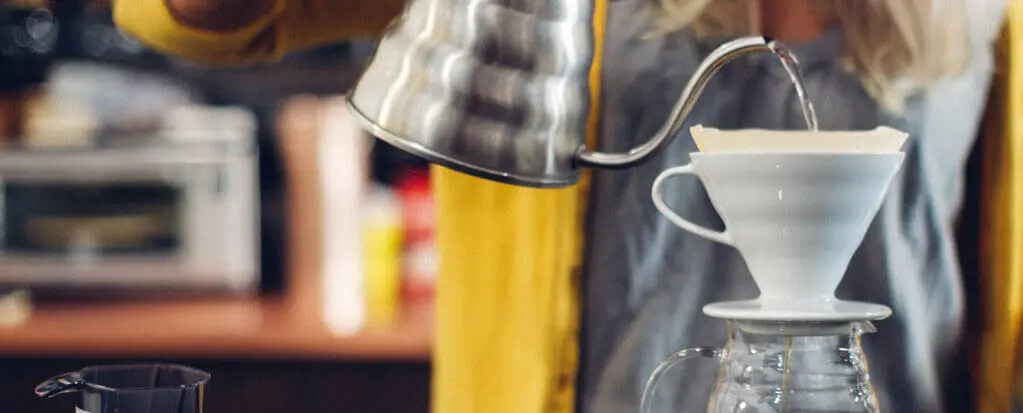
0 150 250 292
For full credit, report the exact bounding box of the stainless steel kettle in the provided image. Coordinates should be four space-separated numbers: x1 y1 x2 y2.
347 0 785 188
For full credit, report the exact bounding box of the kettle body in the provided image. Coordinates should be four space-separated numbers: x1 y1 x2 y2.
347 0 781 187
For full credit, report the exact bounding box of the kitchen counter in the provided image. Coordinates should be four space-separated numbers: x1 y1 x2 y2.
0 296 432 361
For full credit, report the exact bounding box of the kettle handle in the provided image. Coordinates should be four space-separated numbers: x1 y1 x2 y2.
35 372 86 398
640 347 722 413
575 36 773 169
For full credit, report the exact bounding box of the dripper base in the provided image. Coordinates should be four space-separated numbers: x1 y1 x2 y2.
703 298 891 321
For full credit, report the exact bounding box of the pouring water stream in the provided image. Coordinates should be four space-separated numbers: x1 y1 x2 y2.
769 42 820 132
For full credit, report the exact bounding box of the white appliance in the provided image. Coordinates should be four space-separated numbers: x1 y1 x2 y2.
0 106 259 294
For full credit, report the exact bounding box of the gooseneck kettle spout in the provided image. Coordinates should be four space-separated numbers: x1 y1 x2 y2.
576 36 774 169
346 0 779 187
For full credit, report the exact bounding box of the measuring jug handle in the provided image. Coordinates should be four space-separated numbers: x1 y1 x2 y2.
35 372 86 398
651 165 733 246
640 347 722 413
575 36 772 169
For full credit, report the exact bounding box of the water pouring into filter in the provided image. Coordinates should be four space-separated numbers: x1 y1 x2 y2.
643 38 908 322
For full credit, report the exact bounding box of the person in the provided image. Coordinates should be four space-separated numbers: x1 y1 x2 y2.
114 0 1005 412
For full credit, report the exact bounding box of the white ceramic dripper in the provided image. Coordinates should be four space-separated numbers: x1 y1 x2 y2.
652 126 908 321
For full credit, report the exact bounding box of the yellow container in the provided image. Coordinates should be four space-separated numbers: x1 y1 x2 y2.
362 186 404 325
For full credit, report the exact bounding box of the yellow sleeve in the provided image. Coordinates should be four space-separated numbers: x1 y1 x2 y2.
977 1 1023 412
112 0 404 66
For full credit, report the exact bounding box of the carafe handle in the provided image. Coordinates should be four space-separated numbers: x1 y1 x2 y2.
651 164 733 245
575 36 772 169
35 372 86 398
640 347 722 413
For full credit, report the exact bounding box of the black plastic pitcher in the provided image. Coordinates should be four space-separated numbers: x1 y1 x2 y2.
35 364 209 413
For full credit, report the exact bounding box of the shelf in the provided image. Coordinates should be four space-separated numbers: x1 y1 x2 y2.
0 296 433 361
0 94 435 362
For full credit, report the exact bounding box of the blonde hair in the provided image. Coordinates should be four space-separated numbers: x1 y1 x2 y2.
653 0 971 114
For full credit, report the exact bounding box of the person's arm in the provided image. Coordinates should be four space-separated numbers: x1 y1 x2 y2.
164 0 279 31
112 0 405 66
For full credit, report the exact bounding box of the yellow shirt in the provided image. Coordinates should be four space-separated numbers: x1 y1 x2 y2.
978 1 1023 412
113 2 607 413
113 0 404 65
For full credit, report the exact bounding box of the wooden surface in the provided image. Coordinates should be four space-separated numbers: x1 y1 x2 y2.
0 96 433 361
0 296 432 360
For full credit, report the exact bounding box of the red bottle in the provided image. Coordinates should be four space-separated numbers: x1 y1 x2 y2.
394 168 436 306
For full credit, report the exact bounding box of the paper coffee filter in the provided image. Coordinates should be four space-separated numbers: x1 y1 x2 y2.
691 125 908 153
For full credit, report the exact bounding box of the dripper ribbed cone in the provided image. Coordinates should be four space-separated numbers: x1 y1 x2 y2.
652 127 908 321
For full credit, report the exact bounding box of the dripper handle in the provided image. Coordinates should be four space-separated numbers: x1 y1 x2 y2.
640 347 722 413
35 372 86 398
652 164 733 245
575 36 772 169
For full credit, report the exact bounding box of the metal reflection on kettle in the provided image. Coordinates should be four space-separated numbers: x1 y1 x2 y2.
346 0 792 187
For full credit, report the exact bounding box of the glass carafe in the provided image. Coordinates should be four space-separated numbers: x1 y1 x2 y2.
35 364 209 413
641 320 880 413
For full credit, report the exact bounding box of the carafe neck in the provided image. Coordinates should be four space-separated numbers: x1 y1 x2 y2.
724 320 874 361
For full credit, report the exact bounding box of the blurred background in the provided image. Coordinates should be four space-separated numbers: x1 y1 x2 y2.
0 1 434 412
